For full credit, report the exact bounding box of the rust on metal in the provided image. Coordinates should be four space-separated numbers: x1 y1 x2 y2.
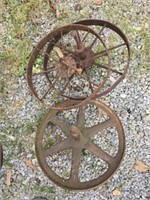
26 20 130 110
26 19 130 191
35 100 125 191
27 23 110 110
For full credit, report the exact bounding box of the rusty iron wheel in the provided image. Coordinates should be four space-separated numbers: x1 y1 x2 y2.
35 100 125 191
27 24 111 110
0 143 3 169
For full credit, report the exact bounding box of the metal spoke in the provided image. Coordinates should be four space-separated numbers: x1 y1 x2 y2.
93 62 123 75
69 147 82 183
76 30 82 43
68 73 71 99
81 30 89 42
44 138 70 157
95 43 126 57
60 76 72 93
71 30 82 49
60 30 65 53
90 24 106 48
85 69 94 93
79 74 99 88
32 66 60 76
50 116 71 135
83 118 114 137
77 106 85 128
85 141 114 166
40 75 59 100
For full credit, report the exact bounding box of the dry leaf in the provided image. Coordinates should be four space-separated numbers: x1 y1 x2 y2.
102 97 110 104
6 169 12 188
76 68 83 75
56 6 60 19
134 160 149 172
93 0 103 5
54 46 64 58
48 0 56 12
112 189 121 196
15 101 22 108
98 108 106 117
25 159 35 170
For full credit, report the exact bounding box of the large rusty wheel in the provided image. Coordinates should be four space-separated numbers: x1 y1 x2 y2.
27 24 111 110
35 100 125 191
0 143 3 169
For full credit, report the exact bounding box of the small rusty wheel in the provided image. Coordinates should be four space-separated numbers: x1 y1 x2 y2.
0 143 3 169
36 100 125 191
27 24 111 109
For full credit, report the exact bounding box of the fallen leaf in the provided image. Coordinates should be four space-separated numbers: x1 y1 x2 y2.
15 101 22 108
76 68 83 75
48 0 56 12
33 67 41 73
98 108 106 117
102 97 110 104
112 189 121 196
56 6 60 19
134 160 149 172
6 169 12 188
54 46 64 58
25 159 35 170
93 0 103 5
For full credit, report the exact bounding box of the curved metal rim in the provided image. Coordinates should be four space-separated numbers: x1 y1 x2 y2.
0 143 3 169
35 100 125 191
26 24 111 110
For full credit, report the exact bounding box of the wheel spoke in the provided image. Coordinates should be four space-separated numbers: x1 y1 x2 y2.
32 66 60 76
44 138 70 157
93 62 123 75
50 116 71 135
95 43 126 57
69 147 82 183
85 69 94 92
71 30 82 49
77 106 85 128
60 76 72 93
90 24 106 49
85 141 114 166
40 75 59 100
81 30 89 42
83 118 114 136
60 30 65 53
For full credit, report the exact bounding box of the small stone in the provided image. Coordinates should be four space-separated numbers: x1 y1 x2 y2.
120 93 127 98
87 157 91 162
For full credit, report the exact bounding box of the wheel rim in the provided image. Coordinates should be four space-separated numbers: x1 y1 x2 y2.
35 100 125 191
27 24 111 109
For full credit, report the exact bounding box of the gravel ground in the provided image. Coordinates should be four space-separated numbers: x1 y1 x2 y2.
0 0 150 199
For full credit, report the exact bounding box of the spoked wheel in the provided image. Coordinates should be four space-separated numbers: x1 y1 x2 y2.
74 19 130 97
27 24 111 110
36 100 125 191
0 143 3 169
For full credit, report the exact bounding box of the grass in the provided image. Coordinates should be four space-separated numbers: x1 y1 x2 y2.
1 0 149 80
0 1 149 199
1 0 49 76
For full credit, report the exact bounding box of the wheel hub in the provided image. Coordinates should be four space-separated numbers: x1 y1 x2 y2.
74 47 95 69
